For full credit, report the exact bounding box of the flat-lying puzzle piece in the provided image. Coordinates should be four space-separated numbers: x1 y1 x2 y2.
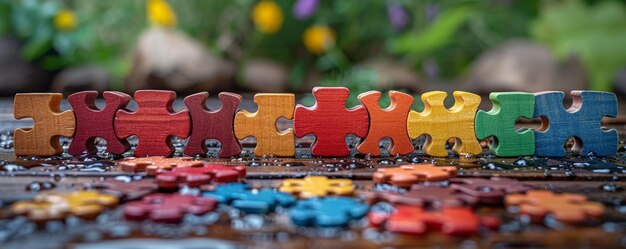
68 91 131 155
14 93 75 156
369 205 480 236
372 163 457 188
119 156 204 175
407 91 482 157
184 92 242 157
86 178 158 201
234 94 295 156
450 177 534 204
289 197 369 227
279 176 355 198
475 92 535 156
156 164 246 189
11 191 118 222
357 90 414 156
533 91 618 156
505 190 605 224
124 193 217 223
114 90 190 157
203 183 295 214
366 185 478 208
294 87 369 157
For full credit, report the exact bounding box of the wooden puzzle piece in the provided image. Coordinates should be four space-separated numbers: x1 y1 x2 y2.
118 156 204 175
289 197 369 227
203 183 295 214
450 177 534 204
294 87 369 157
68 91 131 156
13 93 75 156
533 91 618 156
357 90 414 156
86 178 158 201
156 164 246 189
475 92 535 156
184 92 242 157
279 176 355 198
372 163 457 188
124 193 217 223
114 90 190 157
407 91 482 157
234 94 295 156
366 185 478 208
369 205 480 236
505 190 605 224
11 191 118 222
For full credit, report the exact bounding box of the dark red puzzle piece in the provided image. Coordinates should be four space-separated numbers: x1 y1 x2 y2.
156 164 246 189
124 193 217 223
450 177 534 204
366 185 478 208
86 178 158 201
369 205 480 236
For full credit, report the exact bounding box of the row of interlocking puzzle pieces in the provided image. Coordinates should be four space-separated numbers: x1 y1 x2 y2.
10 87 618 157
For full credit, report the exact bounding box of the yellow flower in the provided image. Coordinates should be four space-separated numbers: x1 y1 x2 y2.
53 9 77 31
147 0 177 28
303 25 335 54
252 1 283 34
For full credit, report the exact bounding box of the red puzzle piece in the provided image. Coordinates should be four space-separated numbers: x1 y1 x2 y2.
114 90 190 157
184 92 242 157
450 177 534 204
366 185 478 208
156 164 246 189
294 87 369 156
124 193 217 223
68 91 131 155
369 205 480 236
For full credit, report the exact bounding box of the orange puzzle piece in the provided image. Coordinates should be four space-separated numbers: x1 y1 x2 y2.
119 156 204 176
13 93 75 156
505 190 605 224
357 90 414 156
279 176 355 198
407 91 482 157
372 163 457 188
234 94 295 156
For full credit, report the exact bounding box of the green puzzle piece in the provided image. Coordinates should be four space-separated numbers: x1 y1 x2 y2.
475 92 535 156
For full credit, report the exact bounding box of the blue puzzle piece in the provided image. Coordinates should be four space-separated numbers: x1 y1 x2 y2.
289 197 369 227
533 91 618 157
203 183 295 214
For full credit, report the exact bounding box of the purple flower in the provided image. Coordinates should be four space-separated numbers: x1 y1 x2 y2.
293 0 319 20
387 0 409 32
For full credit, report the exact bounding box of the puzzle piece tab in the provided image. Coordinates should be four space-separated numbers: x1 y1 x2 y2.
234 94 295 156
14 93 75 156
184 92 242 157
357 90 414 156
68 91 131 155
156 164 246 189
119 156 204 175
124 193 217 223
505 190 605 224
369 205 480 236
366 185 478 208
114 90 190 157
279 176 355 198
372 163 457 188
203 183 295 214
12 191 118 222
450 177 533 204
533 91 618 156
294 87 369 157
289 197 369 227
407 91 482 157
475 92 535 156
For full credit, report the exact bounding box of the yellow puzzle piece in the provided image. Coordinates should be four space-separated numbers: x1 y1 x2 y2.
279 176 355 198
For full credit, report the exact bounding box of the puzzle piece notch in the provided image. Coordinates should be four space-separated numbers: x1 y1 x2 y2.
372 163 457 188
114 90 190 157
533 91 618 156
450 177 534 204
11 191 118 223
294 87 369 157
369 205 480 236
366 185 478 208
156 164 246 189
14 93 75 156
505 190 605 224
124 193 217 223
357 90 414 156
68 91 131 155
86 178 158 201
202 183 295 214
234 93 295 156
184 92 242 157
279 176 355 198
119 156 204 175
475 92 535 156
407 91 482 157
289 197 369 227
